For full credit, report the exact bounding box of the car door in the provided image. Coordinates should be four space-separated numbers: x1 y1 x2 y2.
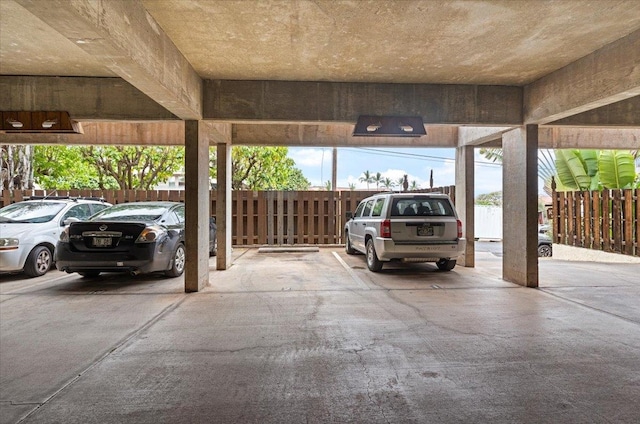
352 199 375 251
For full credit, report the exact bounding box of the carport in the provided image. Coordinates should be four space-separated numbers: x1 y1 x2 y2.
1 0 639 292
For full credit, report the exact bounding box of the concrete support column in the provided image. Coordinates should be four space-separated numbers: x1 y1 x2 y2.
184 120 210 292
455 144 475 267
502 125 539 287
216 143 233 270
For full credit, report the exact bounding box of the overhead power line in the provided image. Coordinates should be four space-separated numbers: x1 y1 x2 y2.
342 147 503 168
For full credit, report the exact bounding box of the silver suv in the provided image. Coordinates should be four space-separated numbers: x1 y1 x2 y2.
0 197 111 277
344 192 465 272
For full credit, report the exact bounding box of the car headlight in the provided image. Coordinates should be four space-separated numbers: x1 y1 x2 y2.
59 227 70 243
0 238 19 250
135 226 166 243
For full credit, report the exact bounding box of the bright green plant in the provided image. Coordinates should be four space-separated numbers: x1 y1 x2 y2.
209 146 310 190
555 149 637 191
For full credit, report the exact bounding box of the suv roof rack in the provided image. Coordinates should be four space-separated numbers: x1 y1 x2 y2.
26 196 107 202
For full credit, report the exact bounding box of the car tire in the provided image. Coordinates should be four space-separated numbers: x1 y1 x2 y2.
345 232 356 255
366 239 383 272
538 244 552 257
79 271 101 278
165 243 186 277
24 245 52 277
436 258 456 271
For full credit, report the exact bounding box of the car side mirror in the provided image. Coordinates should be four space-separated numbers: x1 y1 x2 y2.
63 217 80 226
346 211 353 220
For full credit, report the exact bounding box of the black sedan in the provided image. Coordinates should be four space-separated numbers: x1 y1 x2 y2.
55 201 216 278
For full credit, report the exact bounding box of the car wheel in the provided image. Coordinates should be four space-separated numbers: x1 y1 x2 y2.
365 239 383 272
24 246 52 277
79 271 101 278
436 258 456 271
165 243 186 277
538 244 552 257
345 232 356 255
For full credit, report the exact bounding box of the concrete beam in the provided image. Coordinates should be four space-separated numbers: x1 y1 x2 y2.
524 29 640 124
457 126 513 146
205 80 522 125
232 124 458 147
16 0 202 120
454 126 640 149
549 96 640 127
0 76 176 121
538 128 640 149
0 121 231 146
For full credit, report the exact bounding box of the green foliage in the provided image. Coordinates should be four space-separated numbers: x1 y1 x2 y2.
211 146 309 190
555 149 638 191
480 148 639 193
555 150 592 190
33 146 118 190
80 146 185 190
478 148 503 163
598 150 636 189
359 170 373 189
35 145 185 190
475 191 502 206
373 172 383 189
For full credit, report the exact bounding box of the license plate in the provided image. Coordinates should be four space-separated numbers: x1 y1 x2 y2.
92 237 112 247
417 224 434 236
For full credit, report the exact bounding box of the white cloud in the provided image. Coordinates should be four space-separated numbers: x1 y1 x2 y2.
288 148 332 167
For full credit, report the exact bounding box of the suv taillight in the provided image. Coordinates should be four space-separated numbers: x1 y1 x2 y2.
381 219 391 238
457 220 462 239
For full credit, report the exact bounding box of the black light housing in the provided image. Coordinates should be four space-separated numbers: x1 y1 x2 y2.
353 115 426 137
2 111 82 133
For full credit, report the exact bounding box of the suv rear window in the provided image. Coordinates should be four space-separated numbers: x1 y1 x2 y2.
390 197 455 217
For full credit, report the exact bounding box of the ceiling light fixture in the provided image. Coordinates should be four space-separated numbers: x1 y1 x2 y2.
41 119 58 129
353 115 426 137
6 118 23 129
2 111 82 133
399 124 414 133
366 123 382 132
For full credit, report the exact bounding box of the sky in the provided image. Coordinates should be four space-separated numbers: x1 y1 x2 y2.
287 147 506 196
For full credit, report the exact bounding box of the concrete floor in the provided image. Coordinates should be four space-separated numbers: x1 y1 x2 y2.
1 247 639 423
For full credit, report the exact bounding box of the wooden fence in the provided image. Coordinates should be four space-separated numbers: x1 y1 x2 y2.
0 186 455 246
552 188 639 257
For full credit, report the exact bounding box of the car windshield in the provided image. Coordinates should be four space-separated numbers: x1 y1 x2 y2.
89 204 167 222
391 197 455 217
0 202 66 223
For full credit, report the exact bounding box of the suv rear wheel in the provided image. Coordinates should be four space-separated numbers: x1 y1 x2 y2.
366 239 383 272
24 245 52 277
436 258 456 271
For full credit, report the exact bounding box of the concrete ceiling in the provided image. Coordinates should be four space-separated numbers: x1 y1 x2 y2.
140 0 640 85
1 0 640 146
3 0 640 85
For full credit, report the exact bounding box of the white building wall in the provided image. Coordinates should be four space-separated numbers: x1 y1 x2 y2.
474 205 502 240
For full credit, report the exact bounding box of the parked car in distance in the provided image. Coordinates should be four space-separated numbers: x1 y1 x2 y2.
538 233 553 257
55 201 217 278
538 224 550 234
344 192 465 272
0 197 111 277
